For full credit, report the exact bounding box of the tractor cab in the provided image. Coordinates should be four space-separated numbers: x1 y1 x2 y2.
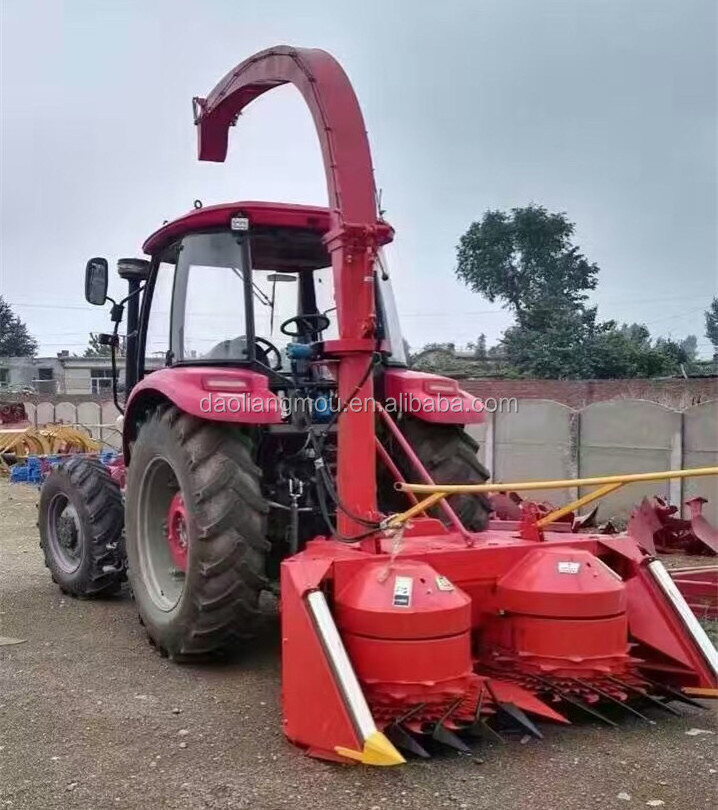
85 201 407 408
144 202 338 374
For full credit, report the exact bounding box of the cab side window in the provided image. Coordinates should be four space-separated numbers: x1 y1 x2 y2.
145 261 175 364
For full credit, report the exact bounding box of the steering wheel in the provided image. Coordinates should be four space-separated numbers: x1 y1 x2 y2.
254 337 283 370
280 313 331 338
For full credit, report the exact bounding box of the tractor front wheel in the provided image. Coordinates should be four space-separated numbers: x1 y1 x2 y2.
38 456 125 597
125 406 269 659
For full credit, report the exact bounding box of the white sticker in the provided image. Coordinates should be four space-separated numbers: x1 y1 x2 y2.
435 575 455 592
393 576 413 607
557 561 581 574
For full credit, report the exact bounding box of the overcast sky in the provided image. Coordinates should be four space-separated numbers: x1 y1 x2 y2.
1 0 716 357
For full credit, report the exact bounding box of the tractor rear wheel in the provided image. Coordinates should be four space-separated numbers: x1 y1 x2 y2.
124 406 269 659
38 456 125 597
380 417 492 531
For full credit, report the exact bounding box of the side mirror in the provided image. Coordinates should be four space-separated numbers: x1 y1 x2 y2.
85 258 109 305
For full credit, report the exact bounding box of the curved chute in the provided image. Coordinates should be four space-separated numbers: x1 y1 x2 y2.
194 45 378 227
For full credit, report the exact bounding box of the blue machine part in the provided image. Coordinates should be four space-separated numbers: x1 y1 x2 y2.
312 394 333 423
9 452 107 485
10 456 43 484
286 343 314 360
101 449 118 465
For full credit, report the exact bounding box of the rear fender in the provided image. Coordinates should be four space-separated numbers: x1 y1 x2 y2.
382 369 483 424
123 366 283 459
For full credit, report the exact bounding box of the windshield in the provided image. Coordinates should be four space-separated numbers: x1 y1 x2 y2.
167 231 404 368
172 232 248 361
170 231 337 364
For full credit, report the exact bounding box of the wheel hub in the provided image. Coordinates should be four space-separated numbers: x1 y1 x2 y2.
48 495 82 573
166 492 188 572
57 512 79 550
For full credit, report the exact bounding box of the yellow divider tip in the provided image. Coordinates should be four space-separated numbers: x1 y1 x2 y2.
335 731 406 766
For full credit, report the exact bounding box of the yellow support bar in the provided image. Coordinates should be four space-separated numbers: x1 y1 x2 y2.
392 466 718 530
536 482 624 528
384 491 447 529
683 687 718 699
398 466 718 496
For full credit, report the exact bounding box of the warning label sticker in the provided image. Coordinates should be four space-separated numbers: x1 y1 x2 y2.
393 576 413 607
435 575 455 592
557 561 581 574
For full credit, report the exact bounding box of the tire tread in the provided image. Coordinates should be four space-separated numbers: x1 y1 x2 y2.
126 407 269 659
38 456 125 597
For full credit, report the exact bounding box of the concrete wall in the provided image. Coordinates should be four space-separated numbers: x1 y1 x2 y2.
683 401 718 514
466 398 717 524
578 400 681 518
18 396 718 525
491 400 577 506
25 400 123 450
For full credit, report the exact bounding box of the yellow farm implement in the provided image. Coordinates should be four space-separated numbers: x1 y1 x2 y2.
0 425 101 472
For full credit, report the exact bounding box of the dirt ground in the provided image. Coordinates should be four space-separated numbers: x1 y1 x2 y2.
1 479 716 810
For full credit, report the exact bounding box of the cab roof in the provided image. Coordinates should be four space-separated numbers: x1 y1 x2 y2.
142 201 335 271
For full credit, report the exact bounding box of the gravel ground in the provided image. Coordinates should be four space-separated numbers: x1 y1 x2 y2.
1 479 716 810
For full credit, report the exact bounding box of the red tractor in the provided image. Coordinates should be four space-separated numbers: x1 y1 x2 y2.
39 46 716 766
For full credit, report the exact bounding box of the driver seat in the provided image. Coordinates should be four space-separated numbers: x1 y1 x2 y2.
203 336 271 367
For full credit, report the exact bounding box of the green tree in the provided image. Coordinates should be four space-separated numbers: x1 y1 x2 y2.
456 206 602 378
499 306 596 378
469 334 487 359
455 207 694 379
706 297 718 353
589 324 687 378
456 205 599 317
679 334 698 362
0 296 38 356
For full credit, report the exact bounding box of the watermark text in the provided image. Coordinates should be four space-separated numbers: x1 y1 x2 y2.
199 392 518 417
